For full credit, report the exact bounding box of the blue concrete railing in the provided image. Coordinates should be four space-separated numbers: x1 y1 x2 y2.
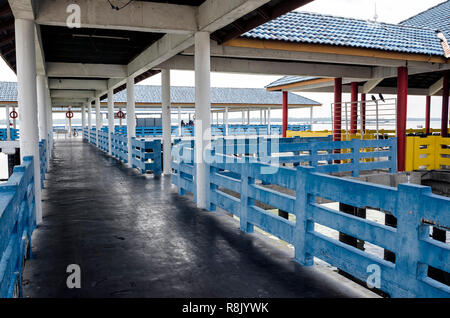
113 124 311 137
39 139 48 188
171 138 449 297
0 129 19 141
111 133 128 163
0 156 37 298
131 138 162 176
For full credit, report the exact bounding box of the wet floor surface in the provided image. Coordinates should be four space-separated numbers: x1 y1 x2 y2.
23 139 363 298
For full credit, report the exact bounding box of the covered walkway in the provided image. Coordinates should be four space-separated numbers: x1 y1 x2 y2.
23 139 365 298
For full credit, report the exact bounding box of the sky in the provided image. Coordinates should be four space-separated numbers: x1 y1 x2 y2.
0 0 446 126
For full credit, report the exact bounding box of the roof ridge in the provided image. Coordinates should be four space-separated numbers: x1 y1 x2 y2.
399 0 450 24
286 10 441 32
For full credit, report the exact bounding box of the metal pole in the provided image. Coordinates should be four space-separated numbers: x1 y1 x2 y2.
15 18 42 223
282 92 288 137
267 107 271 135
441 71 449 137
81 104 86 138
425 96 431 135
88 100 92 131
5 105 10 141
194 31 211 209
178 106 182 137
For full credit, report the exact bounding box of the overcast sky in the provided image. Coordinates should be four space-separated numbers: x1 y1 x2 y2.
0 0 446 124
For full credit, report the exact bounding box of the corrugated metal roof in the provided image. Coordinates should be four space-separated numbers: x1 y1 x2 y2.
243 11 445 56
400 0 450 40
0 82 321 106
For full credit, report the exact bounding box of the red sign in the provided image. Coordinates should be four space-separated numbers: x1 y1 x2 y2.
66 111 74 119
9 110 18 119
116 110 125 119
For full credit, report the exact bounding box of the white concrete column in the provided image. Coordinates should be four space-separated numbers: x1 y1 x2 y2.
88 100 92 130
247 108 250 125
178 106 182 137
161 69 171 175
81 104 86 134
15 18 42 223
37 75 48 142
224 106 229 136
107 88 114 155
45 89 53 150
194 31 211 209
5 105 10 141
126 76 136 166
241 110 245 125
95 97 101 145
268 107 271 135
310 106 314 127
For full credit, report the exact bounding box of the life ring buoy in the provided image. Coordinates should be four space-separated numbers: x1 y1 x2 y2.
66 110 74 119
10 110 18 119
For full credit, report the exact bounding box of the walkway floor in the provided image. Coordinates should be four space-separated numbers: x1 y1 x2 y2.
23 139 367 298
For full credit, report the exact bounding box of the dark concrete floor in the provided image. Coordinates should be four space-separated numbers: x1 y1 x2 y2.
23 139 364 298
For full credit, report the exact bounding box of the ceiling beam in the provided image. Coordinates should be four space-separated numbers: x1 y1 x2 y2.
47 62 127 78
50 90 96 99
105 0 270 97
7 0 35 19
429 78 443 96
157 54 373 78
35 0 197 34
362 79 383 94
49 78 108 91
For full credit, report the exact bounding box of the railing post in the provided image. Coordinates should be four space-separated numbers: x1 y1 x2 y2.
239 156 254 233
392 183 432 297
205 148 216 212
294 166 314 266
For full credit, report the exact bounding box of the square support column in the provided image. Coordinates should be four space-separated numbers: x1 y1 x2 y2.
161 69 172 175
194 31 211 209
282 91 288 137
425 96 431 135
441 71 449 137
107 88 114 155
88 100 92 130
224 106 229 136
397 66 408 171
350 82 358 134
37 75 48 146
178 106 182 137
15 18 42 224
81 104 86 137
267 107 271 135
333 78 342 141
95 97 101 145
126 76 136 166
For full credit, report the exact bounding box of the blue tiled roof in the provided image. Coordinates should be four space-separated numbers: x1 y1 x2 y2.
0 82 321 106
400 0 450 40
243 11 445 56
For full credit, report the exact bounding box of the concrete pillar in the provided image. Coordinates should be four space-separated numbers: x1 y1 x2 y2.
45 88 53 152
247 108 250 125
107 88 114 155
260 109 263 125
241 110 245 125
161 69 171 175
95 97 101 145
88 100 92 130
333 78 342 141
441 71 449 137
126 76 136 166
178 106 182 137
224 106 229 136
15 18 42 223
267 107 271 135
5 105 10 141
282 91 288 137
397 66 408 171
81 104 86 137
425 95 431 135
361 93 366 133
350 82 358 134
309 107 313 127
37 75 48 145
194 31 211 209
